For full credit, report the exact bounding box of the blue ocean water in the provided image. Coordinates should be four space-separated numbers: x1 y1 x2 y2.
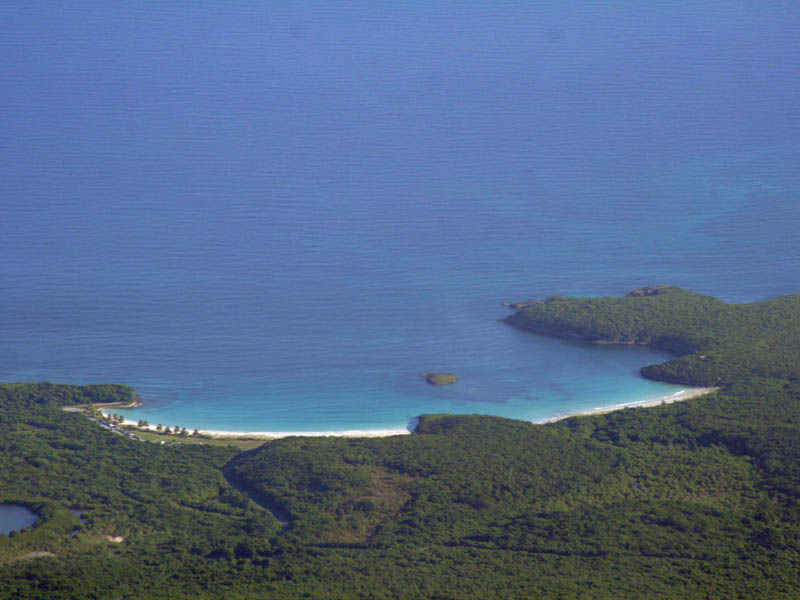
2 2 799 432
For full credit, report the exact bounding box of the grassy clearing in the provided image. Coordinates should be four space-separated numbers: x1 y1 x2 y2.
122 427 268 451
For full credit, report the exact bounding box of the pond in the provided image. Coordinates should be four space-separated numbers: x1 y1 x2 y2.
0 503 39 535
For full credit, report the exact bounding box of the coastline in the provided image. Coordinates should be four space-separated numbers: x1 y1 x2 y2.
104 389 717 439
201 427 412 439
109 414 414 439
93 398 143 409
537 386 718 424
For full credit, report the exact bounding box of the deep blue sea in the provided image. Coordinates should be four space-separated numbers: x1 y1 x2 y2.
2 2 799 433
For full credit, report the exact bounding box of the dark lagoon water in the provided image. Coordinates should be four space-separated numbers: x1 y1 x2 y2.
2 3 799 432
0 504 38 535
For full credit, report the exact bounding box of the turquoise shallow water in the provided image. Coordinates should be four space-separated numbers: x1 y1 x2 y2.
1 3 799 432
114 340 685 433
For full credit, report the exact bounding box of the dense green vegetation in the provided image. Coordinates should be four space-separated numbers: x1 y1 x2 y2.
0 383 281 599
2 288 800 598
505 286 800 386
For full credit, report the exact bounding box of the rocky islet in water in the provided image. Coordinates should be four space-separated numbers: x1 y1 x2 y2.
424 373 459 386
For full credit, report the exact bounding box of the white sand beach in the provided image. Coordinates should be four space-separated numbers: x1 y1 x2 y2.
108 415 412 439
538 387 718 424
201 428 412 439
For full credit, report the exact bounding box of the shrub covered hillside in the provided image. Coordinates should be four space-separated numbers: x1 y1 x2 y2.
2 288 800 598
0 383 281 599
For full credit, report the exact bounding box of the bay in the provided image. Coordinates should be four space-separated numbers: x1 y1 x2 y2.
1 2 798 432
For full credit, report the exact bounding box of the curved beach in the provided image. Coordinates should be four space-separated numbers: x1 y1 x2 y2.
538 386 717 424
108 387 716 439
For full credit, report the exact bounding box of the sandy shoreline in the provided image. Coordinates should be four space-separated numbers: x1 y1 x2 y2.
111 418 413 439
202 428 412 439
537 386 718 424
103 388 717 440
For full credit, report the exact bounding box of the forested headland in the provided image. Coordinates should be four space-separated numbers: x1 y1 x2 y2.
2 287 800 598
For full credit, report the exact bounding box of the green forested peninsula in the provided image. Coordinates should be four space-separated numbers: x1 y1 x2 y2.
2 288 800 598
505 286 800 386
